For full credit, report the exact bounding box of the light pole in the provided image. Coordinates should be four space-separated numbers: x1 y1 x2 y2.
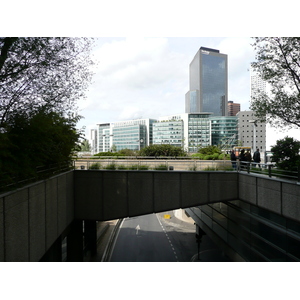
249 120 257 153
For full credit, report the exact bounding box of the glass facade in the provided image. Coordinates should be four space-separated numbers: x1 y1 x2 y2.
112 124 146 151
186 47 228 116
201 52 227 116
188 200 300 261
188 113 211 152
97 123 111 153
210 116 238 149
153 120 183 147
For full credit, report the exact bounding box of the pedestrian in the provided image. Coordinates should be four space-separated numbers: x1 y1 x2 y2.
239 149 246 170
230 150 237 170
253 148 261 168
245 150 251 161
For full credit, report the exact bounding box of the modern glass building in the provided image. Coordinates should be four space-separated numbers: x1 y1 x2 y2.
187 113 211 152
110 119 156 152
152 120 183 147
210 116 238 149
185 47 228 116
97 123 111 153
113 124 146 151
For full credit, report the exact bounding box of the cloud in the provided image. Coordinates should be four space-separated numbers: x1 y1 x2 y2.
77 37 257 138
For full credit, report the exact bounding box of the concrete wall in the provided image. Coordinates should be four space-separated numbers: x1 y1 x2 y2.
0 171 74 262
1 168 300 261
74 170 239 221
238 173 300 222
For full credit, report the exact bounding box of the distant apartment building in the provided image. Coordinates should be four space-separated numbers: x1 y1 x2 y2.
152 119 183 147
155 113 212 152
185 47 228 116
227 101 240 116
237 111 266 153
90 129 98 154
96 119 156 152
250 64 268 104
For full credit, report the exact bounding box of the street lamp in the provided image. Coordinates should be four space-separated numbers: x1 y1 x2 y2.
249 120 257 153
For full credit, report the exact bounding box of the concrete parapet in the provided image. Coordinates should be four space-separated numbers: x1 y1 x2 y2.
282 182 300 221
0 171 74 262
238 174 257 205
257 178 282 214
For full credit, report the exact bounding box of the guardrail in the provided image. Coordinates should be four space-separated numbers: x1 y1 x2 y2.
237 161 300 183
0 161 74 193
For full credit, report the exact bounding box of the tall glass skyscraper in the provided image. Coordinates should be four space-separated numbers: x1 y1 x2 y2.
185 47 228 116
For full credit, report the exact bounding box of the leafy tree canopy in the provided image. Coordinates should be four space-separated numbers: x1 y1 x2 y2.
139 144 187 157
192 145 229 160
271 136 300 170
0 109 80 185
250 37 300 128
0 37 94 127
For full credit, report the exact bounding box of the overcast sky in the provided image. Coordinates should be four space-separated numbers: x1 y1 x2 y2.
77 37 256 133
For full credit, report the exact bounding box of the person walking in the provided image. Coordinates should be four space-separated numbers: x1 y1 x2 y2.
253 148 261 167
230 150 237 170
239 149 246 170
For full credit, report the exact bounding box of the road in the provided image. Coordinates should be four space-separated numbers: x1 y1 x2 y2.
109 211 198 262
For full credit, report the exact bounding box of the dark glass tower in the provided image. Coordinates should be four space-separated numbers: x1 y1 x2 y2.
185 47 228 116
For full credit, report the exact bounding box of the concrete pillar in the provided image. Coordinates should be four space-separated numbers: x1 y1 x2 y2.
67 220 84 262
84 220 97 256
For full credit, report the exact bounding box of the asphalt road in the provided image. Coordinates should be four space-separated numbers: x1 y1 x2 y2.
109 211 198 262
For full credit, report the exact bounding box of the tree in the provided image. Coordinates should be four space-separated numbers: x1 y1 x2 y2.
192 145 228 160
250 37 300 128
0 108 81 184
80 139 91 152
139 144 187 157
0 37 94 127
271 136 300 170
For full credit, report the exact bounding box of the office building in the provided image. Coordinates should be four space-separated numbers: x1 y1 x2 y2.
113 119 156 151
237 111 266 154
210 116 238 149
228 101 240 116
185 47 228 116
97 123 112 153
153 119 184 147
250 64 268 104
156 113 212 152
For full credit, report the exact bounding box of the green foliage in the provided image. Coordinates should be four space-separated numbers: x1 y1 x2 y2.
153 164 168 170
0 37 94 128
89 163 101 169
118 148 136 156
250 37 300 128
139 144 187 157
105 163 117 170
0 109 80 186
94 152 123 157
270 136 300 170
80 139 91 152
191 145 229 160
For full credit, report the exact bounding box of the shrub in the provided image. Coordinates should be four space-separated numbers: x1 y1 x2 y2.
117 165 128 170
138 165 149 170
105 163 116 170
89 163 101 169
153 164 168 170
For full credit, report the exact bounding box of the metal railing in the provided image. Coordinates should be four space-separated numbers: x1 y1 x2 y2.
236 161 300 183
0 161 74 193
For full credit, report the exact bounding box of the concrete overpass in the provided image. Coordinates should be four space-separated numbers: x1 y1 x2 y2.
1 169 300 261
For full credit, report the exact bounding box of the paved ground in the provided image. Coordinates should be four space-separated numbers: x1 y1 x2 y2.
90 210 231 262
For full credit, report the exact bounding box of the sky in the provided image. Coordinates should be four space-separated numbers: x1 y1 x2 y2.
77 37 300 149
78 37 256 132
